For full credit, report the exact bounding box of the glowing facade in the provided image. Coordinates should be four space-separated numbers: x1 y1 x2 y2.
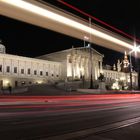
0 44 61 88
0 43 138 88
38 47 103 81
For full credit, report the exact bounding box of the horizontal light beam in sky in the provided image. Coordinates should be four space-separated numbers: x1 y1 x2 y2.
1 0 140 53
58 0 140 43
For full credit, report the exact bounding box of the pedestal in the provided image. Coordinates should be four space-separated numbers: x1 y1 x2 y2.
98 82 106 90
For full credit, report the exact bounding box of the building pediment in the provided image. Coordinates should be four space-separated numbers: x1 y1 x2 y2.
37 47 103 62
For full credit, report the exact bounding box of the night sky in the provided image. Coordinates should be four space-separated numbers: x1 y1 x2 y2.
1 0 140 68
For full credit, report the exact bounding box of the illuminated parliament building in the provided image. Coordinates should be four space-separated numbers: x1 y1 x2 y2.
0 43 138 89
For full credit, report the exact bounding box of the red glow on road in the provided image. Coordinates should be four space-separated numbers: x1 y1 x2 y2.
1 94 140 117
1 98 140 118
0 94 139 99
0 94 140 103
58 0 140 43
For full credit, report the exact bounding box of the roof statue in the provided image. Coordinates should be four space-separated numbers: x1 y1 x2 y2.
113 64 116 71
117 59 121 72
0 40 6 54
123 51 129 68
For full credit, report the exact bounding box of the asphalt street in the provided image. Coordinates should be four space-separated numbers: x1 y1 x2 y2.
1 94 140 140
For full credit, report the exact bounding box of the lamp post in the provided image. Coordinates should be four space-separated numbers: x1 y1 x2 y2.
87 17 93 89
89 43 93 89
128 45 140 90
129 52 133 90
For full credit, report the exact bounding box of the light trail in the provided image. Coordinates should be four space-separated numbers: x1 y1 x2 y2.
0 0 137 51
1 99 140 126
58 0 140 43
0 94 140 109
0 93 140 102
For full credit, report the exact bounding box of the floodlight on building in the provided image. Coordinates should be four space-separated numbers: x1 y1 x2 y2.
1 0 138 50
120 77 125 81
37 81 43 84
3 79 10 87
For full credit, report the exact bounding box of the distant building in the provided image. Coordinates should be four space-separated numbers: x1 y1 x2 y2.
0 42 138 88
103 52 138 88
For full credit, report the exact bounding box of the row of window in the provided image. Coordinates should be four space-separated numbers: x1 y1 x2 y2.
0 65 59 77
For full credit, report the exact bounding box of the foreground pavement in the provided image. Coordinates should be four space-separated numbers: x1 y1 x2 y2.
1 94 140 139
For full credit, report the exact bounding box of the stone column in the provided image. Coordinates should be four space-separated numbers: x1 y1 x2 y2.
67 55 72 77
72 56 76 79
83 57 88 80
100 61 103 73
75 55 79 78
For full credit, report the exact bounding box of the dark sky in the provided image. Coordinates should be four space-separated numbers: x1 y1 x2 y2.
1 0 140 68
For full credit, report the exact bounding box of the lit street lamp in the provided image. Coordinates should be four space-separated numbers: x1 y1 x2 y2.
129 52 133 90
88 18 93 89
128 45 140 90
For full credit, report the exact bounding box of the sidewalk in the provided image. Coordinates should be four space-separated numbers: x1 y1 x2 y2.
77 89 140 94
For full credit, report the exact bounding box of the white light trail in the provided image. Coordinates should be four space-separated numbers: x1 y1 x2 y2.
1 0 137 51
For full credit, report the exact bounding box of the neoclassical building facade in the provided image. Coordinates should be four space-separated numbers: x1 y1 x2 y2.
0 44 61 88
0 43 138 88
38 47 103 81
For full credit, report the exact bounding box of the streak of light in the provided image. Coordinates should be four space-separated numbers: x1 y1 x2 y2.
58 0 140 43
1 0 137 51
0 93 140 102
0 101 140 116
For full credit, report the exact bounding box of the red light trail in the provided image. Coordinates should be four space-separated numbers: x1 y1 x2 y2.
0 94 140 116
0 94 140 103
58 0 140 43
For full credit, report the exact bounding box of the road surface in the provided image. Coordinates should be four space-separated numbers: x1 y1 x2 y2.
1 94 140 139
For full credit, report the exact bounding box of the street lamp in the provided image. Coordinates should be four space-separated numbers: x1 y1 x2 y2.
128 45 140 90
89 43 93 89
85 43 93 89
87 18 93 89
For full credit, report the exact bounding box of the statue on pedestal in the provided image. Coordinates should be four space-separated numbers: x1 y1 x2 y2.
98 73 106 90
